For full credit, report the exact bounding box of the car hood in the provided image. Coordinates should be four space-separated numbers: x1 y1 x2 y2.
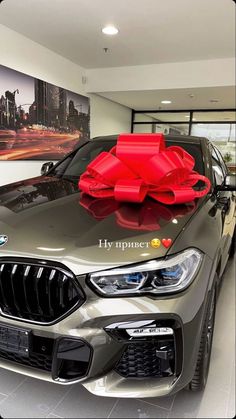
0 176 200 275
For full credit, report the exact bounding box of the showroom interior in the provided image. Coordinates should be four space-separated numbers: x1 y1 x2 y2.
0 0 235 418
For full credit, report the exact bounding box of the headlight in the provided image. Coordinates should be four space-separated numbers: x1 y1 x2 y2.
89 248 203 296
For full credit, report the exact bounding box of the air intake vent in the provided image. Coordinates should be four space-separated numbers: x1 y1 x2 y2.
0 259 85 324
115 339 175 378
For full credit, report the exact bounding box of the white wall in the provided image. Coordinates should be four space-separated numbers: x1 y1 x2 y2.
86 58 235 92
90 94 131 137
0 25 131 186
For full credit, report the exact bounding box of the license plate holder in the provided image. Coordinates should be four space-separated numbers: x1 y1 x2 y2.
0 323 31 358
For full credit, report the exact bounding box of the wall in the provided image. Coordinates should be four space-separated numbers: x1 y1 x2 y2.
86 58 235 93
90 94 131 137
0 25 131 186
0 25 82 186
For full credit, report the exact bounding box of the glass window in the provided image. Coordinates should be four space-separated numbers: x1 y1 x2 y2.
133 124 155 133
191 123 235 143
51 138 204 180
133 123 189 135
213 146 228 176
210 146 225 186
62 140 117 178
191 123 236 165
134 112 190 123
52 155 74 176
192 111 236 122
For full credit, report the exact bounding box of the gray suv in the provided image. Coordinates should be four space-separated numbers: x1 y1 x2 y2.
0 135 235 398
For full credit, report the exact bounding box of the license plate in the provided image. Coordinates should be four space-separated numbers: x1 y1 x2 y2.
0 323 31 358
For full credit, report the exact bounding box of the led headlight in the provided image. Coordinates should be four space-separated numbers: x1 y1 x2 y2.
89 248 203 296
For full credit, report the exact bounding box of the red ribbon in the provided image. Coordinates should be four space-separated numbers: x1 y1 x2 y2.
79 134 211 205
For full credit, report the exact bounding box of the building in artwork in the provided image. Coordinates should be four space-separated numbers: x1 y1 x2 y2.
0 90 18 129
33 80 67 129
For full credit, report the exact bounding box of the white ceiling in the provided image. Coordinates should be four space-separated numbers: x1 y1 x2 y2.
98 86 236 110
0 0 235 69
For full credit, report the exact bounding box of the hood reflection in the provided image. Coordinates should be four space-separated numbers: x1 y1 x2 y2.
0 177 78 213
80 194 196 231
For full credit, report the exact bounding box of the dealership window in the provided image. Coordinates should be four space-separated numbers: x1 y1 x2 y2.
132 109 236 166
133 112 190 136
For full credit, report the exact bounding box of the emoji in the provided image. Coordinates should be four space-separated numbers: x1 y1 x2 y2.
150 238 161 248
161 238 173 248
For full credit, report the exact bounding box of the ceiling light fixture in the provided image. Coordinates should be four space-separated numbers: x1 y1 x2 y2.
209 99 220 103
102 25 119 35
161 100 172 104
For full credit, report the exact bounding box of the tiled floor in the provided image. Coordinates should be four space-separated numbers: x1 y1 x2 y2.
0 257 235 419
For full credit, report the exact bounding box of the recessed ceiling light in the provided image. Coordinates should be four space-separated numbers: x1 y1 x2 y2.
102 25 119 35
192 118 196 121
185 115 190 118
161 100 172 104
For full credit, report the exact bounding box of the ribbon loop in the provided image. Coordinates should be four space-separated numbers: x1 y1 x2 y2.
79 134 211 205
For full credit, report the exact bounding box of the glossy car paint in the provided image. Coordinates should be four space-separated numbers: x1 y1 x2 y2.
0 135 235 397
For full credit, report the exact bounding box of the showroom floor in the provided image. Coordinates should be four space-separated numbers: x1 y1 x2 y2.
0 257 235 419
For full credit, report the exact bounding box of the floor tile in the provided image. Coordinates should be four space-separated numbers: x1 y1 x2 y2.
169 390 204 418
196 388 229 419
0 369 25 395
138 394 175 410
53 384 117 418
0 392 7 403
109 399 168 418
226 366 236 419
0 377 68 418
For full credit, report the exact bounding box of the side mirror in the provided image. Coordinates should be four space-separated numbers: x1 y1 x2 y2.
217 175 236 191
41 162 54 175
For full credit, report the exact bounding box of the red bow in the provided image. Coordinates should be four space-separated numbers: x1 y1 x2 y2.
79 134 211 205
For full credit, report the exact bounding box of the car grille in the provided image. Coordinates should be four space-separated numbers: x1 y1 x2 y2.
0 259 85 324
0 349 52 372
115 339 175 378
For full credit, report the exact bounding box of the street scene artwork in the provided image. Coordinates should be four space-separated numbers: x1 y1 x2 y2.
0 64 90 160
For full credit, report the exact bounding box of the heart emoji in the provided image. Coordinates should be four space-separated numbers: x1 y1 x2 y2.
161 238 173 248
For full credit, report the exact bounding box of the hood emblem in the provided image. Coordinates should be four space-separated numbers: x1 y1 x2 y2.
0 235 8 247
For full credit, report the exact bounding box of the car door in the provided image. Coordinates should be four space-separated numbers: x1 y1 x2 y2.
210 144 236 275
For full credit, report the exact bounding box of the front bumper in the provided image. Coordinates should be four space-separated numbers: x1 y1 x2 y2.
0 254 214 398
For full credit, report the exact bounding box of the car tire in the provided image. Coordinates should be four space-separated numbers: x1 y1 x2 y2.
188 286 216 391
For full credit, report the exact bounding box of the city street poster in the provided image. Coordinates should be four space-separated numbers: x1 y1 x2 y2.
0 64 90 160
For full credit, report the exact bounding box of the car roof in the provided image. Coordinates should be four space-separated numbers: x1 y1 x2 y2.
92 134 209 145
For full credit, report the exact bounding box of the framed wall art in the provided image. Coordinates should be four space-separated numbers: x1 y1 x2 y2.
0 64 90 160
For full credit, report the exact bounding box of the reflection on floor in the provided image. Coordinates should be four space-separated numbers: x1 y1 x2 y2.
0 257 235 419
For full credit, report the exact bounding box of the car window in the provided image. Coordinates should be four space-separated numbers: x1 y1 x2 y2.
52 155 74 176
213 146 228 176
52 139 204 179
62 141 117 178
211 146 225 186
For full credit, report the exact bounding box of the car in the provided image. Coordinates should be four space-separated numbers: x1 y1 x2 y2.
0 134 235 398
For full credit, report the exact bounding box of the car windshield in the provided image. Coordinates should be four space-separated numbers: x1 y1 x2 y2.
50 139 204 180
